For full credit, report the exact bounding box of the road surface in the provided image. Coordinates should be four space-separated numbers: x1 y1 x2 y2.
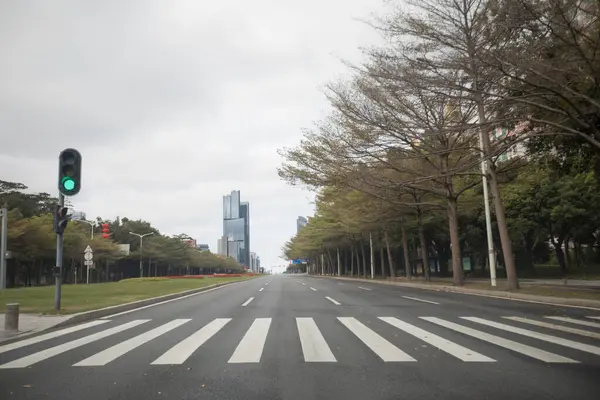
1 275 599 400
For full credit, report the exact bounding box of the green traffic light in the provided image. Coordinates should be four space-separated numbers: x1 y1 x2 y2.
62 177 75 191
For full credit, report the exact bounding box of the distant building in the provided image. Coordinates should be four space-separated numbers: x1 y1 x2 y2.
182 238 197 248
250 252 258 272
222 190 250 266
197 244 209 252
296 216 308 234
493 122 529 162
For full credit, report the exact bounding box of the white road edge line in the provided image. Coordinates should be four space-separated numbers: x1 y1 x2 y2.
402 296 439 305
358 286 372 291
325 296 341 305
242 297 254 307
322 278 600 311
310 287 317 291
101 281 240 319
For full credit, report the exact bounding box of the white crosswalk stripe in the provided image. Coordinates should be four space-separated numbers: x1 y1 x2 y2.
0 320 110 355
504 316 600 339
588 316 600 321
546 316 600 329
380 317 496 362
338 317 415 362
421 317 578 363
297 318 336 362
463 317 600 356
0 320 150 369
1 314 600 368
228 318 271 363
74 319 191 366
152 318 231 365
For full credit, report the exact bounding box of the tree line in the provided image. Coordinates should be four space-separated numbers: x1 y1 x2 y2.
0 180 244 288
279 0 600 288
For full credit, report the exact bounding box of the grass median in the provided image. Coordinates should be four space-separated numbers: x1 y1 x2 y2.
0 276 254 315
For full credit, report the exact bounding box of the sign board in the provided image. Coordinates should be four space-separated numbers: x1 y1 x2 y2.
84 245 93 254
84 252 93 261
84 260 94 266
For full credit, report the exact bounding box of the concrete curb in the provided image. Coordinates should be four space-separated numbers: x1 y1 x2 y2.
50 278 252 330
318 275 600 309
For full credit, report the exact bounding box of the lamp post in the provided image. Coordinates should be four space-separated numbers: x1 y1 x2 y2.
129 232 154 277
72 219 95 240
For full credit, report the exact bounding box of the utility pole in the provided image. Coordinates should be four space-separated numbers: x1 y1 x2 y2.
0 204 8 290
478 130 498 287
369 233 375 279
130 231 154 277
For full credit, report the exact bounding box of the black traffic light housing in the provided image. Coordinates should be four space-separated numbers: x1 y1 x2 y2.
53 205 70 234
58 148 82 197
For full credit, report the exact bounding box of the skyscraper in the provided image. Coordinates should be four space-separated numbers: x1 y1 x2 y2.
222 190 250 266
297 216 308 234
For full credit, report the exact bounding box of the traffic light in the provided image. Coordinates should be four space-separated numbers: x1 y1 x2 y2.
101 223 110 239
58 148 82 197
52 205 70 234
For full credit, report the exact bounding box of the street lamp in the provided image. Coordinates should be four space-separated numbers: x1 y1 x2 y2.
72 219 95 240
130 231 154 277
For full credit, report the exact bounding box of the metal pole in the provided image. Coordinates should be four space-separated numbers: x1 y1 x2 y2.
478 131 497 287
0 205 7 290
139 235 143 278
369 232 375 279
54 194 65 312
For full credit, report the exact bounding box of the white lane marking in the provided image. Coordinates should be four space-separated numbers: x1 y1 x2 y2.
0 320 110 355
302 283 306 285
0 320 150 369
380 317 495 362
589 316 600 320
259 287 264 292
338 282 345 285
463 317 600 356
546 316 600 329
101 283 233 319
422 317 577 363
358 286 371 291
338 317 415 362
265 281 270 286
296 318 336 362
504 317 600 339
402 296 439 305
74 319 191 366
228 318 271 363
152 318 231 365
325 296 341 305
241 297 254 307
310 287 317 292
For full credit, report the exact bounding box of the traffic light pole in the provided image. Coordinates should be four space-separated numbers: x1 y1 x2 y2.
54 193 65 312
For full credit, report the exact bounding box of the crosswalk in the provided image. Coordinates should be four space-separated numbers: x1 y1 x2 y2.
1 315 599 369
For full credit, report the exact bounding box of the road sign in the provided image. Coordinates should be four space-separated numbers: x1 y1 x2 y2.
84 260 94 266
84 252 93 261
84 245 93 254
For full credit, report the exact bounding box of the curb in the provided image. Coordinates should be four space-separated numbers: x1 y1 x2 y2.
317 276 600 309
49 278 254 330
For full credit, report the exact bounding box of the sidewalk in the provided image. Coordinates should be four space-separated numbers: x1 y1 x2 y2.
0 313 72 343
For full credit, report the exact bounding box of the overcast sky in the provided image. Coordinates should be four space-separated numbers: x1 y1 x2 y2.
0 0 386 271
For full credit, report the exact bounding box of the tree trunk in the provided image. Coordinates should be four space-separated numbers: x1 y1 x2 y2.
416 209 431 281
350 246 355 276
552 238 567 273
337 248 341 276
361 241 367 278
384 230 395 278
447 197 464 286
369 233 375 279
401 226 411 279
380 242 386 278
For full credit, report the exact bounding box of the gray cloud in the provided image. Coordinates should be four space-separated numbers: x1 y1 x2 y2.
0 0 386 268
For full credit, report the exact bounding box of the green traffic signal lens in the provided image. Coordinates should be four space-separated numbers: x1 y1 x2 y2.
62 177 75 191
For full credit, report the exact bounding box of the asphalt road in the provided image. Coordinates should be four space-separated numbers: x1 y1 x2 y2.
1 274 600 400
